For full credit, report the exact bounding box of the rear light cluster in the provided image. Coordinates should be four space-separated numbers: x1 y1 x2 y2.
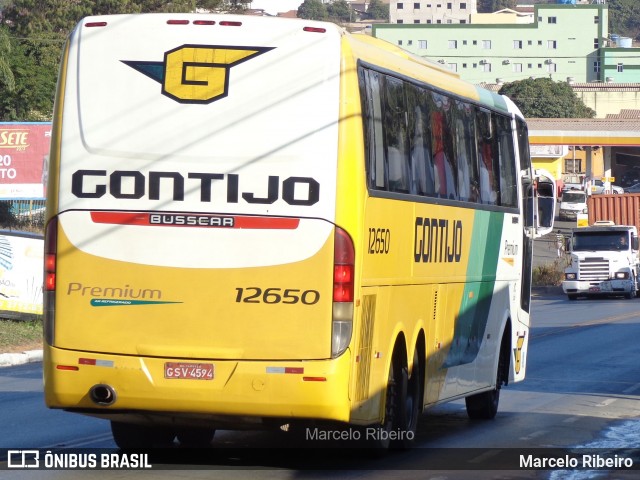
332 228 354 358
44 217 58 346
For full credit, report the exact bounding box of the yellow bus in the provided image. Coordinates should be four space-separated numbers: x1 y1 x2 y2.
43 13 555 449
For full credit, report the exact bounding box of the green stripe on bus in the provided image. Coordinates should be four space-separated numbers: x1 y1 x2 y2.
443 210 503 368
476 87 509 114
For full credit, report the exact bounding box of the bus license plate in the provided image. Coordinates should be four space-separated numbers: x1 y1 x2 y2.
164 362 214 380
589 287 600 292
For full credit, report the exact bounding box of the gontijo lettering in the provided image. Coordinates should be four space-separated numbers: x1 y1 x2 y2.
414 217 463 263
71 170 320 205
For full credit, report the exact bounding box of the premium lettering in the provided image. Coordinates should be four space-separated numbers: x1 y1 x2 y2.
67 282 161 299
414 217 463 263
71 170 320 206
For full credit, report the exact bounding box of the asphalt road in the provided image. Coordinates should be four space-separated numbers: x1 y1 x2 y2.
2 291 640 479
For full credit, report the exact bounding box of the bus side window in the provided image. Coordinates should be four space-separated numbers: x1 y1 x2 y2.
406 83 435 197
475 109 498 205
430 92 457 199
453 100 478 202
360 68 386 191
494 115 518 208
383 75 410 194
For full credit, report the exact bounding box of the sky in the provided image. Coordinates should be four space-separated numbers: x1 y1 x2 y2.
247 1 304 15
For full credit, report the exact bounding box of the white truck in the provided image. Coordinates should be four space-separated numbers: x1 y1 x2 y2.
563 223 640 300
558 189 587 221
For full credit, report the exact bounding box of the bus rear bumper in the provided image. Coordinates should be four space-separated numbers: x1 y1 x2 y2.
43 346 352 425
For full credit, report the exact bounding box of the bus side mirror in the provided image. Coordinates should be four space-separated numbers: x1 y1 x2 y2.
565 237 572 253
633 236 639 251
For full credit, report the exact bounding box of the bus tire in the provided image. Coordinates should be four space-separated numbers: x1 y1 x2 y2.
176 427 215 447
110 421 175 449
465 334 508 420
367 346 421 451
568 294 578 301
394 347 422 449
365 353 403 451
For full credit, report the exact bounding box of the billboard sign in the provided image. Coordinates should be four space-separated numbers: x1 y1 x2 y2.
0 123 51 199
0 231 43 320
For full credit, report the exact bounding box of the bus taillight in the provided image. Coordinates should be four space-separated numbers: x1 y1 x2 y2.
44 217 58 346
333 227 354 302
332 227 354 358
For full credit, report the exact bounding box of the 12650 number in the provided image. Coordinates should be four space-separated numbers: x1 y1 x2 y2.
235 288 320 305
368 227 390 254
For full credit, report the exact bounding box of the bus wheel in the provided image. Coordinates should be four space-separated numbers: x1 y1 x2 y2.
568 294 578 301
176 427 215 447
395 348 422 449
369 349 420 451
111 421 175 449
465 338 507 420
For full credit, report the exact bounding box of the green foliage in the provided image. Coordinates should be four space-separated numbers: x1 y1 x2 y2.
0 318 43 351
532 259 566 287
366 0 388 21
0 28 15 92
0 201 15 227
327 0 352 23
0 0 235 121
477 0 516 13
297 0 328 21
498 78 596 119
608 0 640 40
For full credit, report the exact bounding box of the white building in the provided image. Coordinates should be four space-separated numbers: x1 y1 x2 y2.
390 0 477 24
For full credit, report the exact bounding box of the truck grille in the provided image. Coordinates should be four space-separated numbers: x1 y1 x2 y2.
579 257 610 284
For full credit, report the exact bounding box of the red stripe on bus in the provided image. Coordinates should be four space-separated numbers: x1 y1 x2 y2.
90 212 300 229
233 217 299 229
90 212 150 225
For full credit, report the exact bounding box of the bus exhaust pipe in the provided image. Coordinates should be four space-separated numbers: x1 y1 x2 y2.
89 384 116 406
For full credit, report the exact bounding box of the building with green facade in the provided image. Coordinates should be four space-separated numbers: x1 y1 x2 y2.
371 3 640 85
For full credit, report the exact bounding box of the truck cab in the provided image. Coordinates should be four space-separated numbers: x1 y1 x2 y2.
563 223 640 300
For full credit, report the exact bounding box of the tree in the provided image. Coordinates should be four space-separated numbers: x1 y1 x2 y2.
0 0 233 121
0 201 17 228
498 78 596 119
477 0 516 14
297 0 328 21
0 28 15 93
367 0 388 21
607 0 640 40
327 0 351 23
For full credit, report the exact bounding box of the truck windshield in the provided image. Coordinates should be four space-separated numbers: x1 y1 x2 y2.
572 232 629 252
562 192 585 203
